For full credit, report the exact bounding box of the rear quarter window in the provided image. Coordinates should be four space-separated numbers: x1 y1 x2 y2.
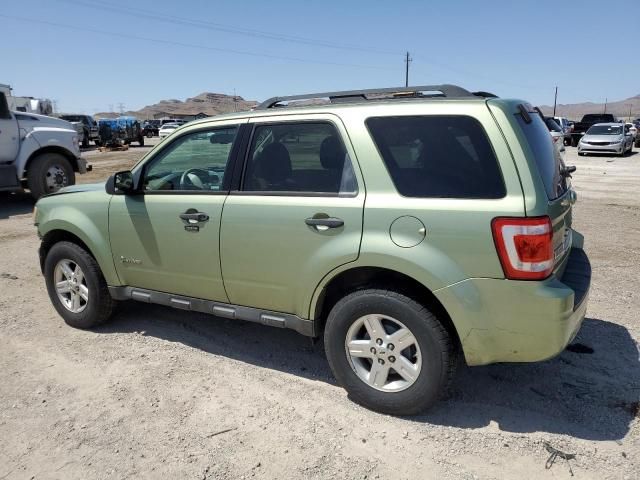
366 115 506 199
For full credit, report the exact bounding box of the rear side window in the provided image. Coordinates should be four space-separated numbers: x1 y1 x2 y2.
242 122 357 195
366 116 505 198
0 93 10 119
515 111 567 200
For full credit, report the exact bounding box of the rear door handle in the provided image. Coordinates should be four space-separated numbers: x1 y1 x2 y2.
179 211 209 223
305 217 344 229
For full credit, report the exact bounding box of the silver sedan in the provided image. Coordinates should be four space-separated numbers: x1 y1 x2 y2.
578 123 633 156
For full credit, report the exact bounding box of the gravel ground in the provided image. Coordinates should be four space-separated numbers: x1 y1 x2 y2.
0 143 638 479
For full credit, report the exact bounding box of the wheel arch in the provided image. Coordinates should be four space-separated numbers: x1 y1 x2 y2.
39 230 95 273
25 146 80 178
312 266 461 351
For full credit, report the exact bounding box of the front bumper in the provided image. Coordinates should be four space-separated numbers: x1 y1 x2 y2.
435 245 591 366
77 156 92 173
578 141 624 154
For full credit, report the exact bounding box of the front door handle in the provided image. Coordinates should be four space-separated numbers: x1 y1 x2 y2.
179 211 209 223
305 217 344 229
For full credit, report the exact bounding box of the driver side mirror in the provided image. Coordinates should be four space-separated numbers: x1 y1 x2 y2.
106 170 136 195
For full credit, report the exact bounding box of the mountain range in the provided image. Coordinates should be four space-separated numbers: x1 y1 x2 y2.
94 91 640 122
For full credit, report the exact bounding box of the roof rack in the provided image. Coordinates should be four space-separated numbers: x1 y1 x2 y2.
256 84 496 110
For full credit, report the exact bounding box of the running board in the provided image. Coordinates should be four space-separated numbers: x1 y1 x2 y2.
108 286 315 337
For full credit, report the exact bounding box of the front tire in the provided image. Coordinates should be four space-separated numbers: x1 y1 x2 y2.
324 289 456 415
44 241 116 329
27 153 75 199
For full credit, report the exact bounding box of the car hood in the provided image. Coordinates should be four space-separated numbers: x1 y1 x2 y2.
47 182 105 197
15 112 77 132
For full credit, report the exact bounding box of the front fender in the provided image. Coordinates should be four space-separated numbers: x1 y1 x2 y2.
14 134 42 177
37 196 120 286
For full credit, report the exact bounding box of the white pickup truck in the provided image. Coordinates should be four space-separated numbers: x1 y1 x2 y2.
0 89 89 199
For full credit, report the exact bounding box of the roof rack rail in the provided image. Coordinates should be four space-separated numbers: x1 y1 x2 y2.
256 84 494 110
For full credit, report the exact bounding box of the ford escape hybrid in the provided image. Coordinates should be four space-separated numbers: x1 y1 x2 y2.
35 85 591 415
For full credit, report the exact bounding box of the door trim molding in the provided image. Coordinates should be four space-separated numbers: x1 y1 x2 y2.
108 286 315 337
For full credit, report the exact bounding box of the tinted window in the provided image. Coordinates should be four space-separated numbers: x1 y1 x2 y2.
143 127 238 191
242 122 357 194
515 112 567 200
366 116 505 199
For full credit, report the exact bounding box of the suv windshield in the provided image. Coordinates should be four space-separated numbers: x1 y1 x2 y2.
587 125 622 135
515 108 568 200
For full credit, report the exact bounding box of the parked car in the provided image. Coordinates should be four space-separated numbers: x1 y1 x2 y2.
160 118 187 126
625 122 637 139
59 114 100 148
0 90 88 198
158 123 180 138
578 123 633 156
544 117 566 154
35 85 590 415
570 113 617 146
142 123 159 138
552 116 572 145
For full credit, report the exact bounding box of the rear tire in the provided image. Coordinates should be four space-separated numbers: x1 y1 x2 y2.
324 289 456 415
27 153 75 199
44 241 116 329
82 133 89 148
138 136 144 146
571 136 579 147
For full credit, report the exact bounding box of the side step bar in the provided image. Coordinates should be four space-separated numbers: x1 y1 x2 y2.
108 286 315 337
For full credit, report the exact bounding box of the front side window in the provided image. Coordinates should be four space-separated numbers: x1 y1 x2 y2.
142 126 238 192
242 122 357 195
366 115 506 198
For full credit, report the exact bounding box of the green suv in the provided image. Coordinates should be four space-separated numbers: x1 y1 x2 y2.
35 85 591 415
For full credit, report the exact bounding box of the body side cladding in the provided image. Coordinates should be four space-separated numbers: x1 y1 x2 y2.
108 286 315 336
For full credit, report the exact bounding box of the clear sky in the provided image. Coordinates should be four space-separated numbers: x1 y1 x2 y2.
3 0 638 114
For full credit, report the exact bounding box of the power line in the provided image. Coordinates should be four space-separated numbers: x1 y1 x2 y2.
0 13 395 71
56 0 401 57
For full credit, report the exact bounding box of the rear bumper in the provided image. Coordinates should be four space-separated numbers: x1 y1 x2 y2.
435 246 591 366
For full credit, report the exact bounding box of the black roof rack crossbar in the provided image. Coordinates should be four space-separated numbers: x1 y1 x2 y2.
256 84 488 110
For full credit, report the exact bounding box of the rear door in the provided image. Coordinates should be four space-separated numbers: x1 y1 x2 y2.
219 114 365 317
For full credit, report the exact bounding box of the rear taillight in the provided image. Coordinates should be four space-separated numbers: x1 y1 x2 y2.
491 216 554 280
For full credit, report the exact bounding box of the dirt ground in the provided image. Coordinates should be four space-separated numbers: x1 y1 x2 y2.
0 141 638 479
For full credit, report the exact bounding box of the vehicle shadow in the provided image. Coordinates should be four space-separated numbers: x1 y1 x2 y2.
0 191 35 219
98 307 639 441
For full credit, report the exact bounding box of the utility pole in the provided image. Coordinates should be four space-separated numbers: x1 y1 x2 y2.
553 86 558 116
626 104 632 121
603 98 607 114
404 51 412 87
233 88 237 112
117 103 125 115
108 104 114 114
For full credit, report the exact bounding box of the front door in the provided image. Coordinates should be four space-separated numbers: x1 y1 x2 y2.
109 124 241 301
220 116 365 317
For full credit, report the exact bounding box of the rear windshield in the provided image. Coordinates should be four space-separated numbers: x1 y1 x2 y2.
366 115 505 199
582 114 613 123
515 111 568 200
60 115 84 122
